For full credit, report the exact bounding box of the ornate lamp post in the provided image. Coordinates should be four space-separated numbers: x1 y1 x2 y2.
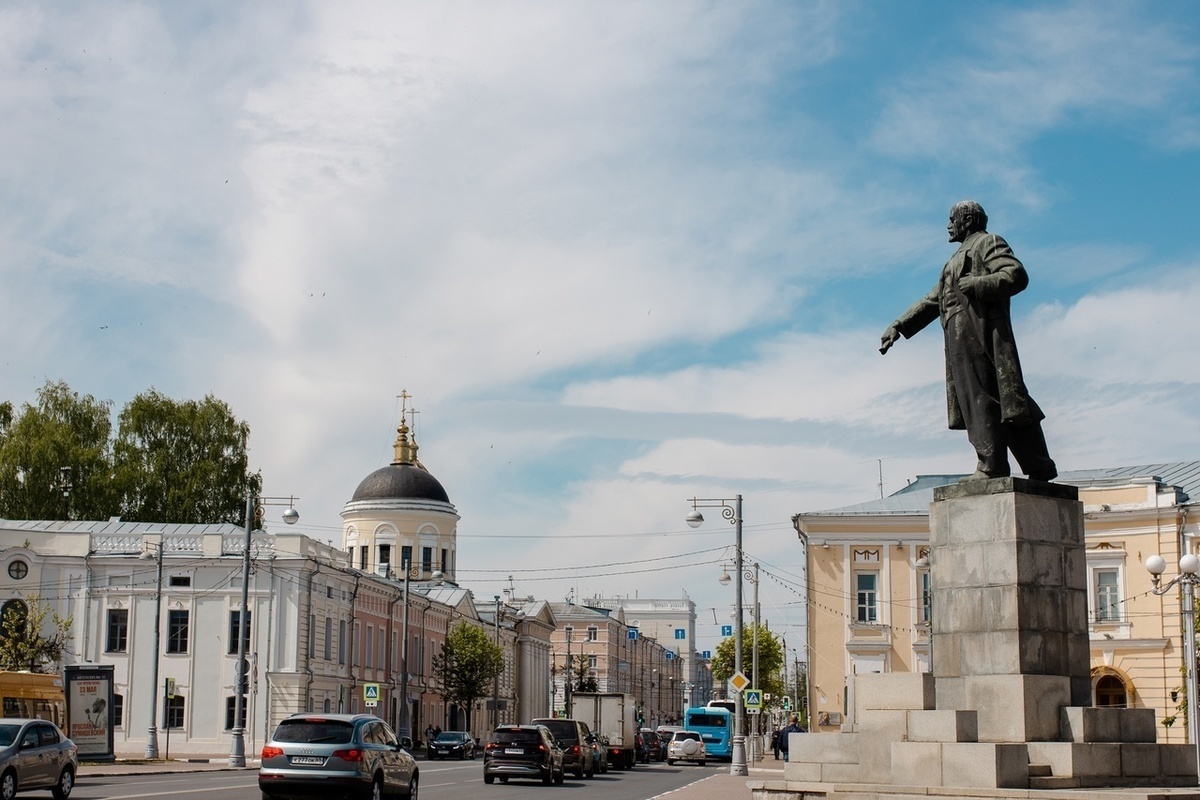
1146 553 1200 777
230 490 298 767
686 494 748 776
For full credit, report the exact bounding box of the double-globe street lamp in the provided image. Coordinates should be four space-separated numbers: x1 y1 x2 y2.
230 490 299 767
1145 553 1200 778
686 494 748 777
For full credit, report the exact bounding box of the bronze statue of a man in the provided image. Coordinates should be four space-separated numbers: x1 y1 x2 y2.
879 201 1056 482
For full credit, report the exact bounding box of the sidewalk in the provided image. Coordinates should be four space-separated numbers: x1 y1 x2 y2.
654 761 786 800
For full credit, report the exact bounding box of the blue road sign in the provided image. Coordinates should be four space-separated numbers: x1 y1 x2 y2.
721 625 733 637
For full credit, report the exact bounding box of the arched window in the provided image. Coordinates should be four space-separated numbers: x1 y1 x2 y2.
1095 674 1127 707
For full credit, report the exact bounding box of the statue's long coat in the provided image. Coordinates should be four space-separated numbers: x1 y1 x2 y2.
893 230 1043 430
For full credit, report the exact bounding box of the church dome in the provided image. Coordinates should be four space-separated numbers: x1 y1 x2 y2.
351 463 449 503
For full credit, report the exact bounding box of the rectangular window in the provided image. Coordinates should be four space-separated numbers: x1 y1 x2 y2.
105 609 128 652
587 626 598 642
168 575 191 587
379 544 391 566
165 695 185 729
422 547 433 573
920 571 932 624
224 696 247 731
309 615 316 658
228 610 251 655
338 619 347 665
589 654 598 669
1095 568 1120 621
855 571 878 623
441 548 448 573
113 694 124 727
365 625 374 668
359 546 368 570
401 546 412 568
324 617 333 661
377 629 384 669
674 628 686 640
166 610 189 653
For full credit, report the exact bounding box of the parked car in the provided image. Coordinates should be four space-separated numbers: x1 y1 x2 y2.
531 718 593 779
428 730 476 760
0 719 77 800
666 729 707 766
656 725 682 760
483 724 564 786
258 713 418 800
638 729 662 762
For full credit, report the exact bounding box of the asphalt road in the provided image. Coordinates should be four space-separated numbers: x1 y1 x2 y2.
69 759 724 800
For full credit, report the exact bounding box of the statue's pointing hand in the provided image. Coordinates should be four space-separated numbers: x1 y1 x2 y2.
880 324 900 355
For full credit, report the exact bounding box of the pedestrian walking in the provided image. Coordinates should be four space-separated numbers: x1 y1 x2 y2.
778 715 802 762
771 726 781 760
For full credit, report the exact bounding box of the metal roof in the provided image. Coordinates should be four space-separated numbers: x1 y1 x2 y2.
799 461 1200 518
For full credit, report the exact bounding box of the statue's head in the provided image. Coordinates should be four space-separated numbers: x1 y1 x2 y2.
947 200 988 242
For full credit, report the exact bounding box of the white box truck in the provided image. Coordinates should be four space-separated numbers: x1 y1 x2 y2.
569 691 638 769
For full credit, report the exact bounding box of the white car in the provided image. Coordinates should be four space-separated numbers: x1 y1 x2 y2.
666 730 706 766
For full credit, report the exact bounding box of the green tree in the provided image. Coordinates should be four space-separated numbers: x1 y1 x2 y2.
572 655 598 693
710 623 787 705
432 621 504 731
0 381 115 520
0 595 73 672
112 390 260 524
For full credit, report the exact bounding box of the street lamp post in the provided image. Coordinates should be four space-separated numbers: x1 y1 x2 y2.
1146 553 1200 777
492 596 501 730
686 494 748 777
230 489 298 767
140 538 165 759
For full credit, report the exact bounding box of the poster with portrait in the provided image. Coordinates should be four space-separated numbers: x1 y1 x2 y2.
65 666 114 762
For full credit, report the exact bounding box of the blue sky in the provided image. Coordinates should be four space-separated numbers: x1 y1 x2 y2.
2 1 1199 661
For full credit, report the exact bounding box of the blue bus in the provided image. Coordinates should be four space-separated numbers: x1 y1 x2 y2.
683 706 732 760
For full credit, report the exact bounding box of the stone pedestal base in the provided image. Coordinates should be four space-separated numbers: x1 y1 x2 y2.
773 480 1197 796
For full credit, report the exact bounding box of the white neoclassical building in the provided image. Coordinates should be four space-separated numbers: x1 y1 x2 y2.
0 399 554 757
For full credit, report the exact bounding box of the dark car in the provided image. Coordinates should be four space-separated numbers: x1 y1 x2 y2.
639 729 662 762
586 732 608 774
258 713 418 800
428 730 476 760
483 724 564 785
0 719 77 800
530 718 593 779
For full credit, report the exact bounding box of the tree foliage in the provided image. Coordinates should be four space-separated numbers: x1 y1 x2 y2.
0 380 260 525
710 623 787 706
0 381 114 520
112 390 260 524
432 620 504 730
571 654 599 693
0 595 73 673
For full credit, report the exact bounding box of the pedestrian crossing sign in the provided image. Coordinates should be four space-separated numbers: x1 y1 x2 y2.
364 683 380 707
744 689 762 709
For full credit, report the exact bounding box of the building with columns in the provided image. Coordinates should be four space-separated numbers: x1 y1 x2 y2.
0 398 554 756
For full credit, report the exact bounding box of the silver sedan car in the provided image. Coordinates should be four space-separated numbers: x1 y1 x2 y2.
0 719 78 800
259 713 418 800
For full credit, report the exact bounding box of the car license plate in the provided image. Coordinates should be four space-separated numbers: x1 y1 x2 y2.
291 756 324 765
505 748 523 755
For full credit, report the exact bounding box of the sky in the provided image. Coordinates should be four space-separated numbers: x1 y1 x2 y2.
2 0 1199 664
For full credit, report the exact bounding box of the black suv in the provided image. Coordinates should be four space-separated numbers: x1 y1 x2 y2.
531 717 594 779
483 725 564 785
